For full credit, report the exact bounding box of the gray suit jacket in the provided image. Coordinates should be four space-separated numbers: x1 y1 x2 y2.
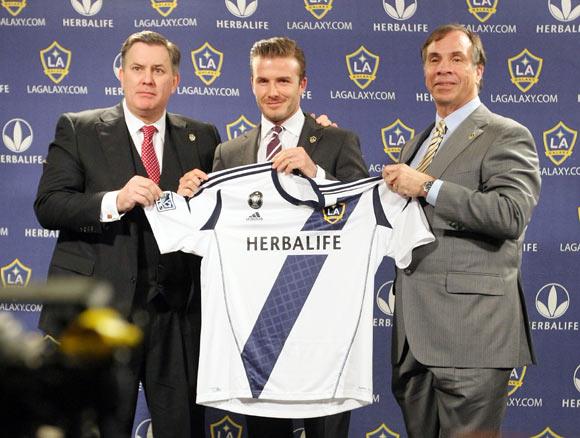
392 104 541 368
212 113 368 182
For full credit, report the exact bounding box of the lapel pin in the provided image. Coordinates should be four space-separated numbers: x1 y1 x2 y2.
189 133 196 142
468 130 480 140
309 136 317 144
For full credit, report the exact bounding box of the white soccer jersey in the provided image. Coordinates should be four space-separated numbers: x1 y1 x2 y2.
145 162 433 418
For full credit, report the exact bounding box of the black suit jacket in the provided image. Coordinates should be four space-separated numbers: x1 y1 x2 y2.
212 113 368 182
35 104 220 336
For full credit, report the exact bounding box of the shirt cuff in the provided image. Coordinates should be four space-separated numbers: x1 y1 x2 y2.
100 190 123 222
315 165 326 179
426 179 443 206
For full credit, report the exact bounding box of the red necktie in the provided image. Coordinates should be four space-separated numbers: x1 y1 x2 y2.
265 125 283 161
141 125 160 184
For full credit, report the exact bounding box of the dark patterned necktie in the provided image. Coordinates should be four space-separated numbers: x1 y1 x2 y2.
265 125 283 161
416 120 447 173
141 125 160 184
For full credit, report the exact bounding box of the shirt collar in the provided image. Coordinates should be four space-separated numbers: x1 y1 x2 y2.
436 96 481 136
122 99 166 137
261 109 305 141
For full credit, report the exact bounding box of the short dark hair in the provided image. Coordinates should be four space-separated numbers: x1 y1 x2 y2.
120 31 180 73
250 36 306 80
421 24 486 91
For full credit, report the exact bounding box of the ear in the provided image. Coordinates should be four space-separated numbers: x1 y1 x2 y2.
171 72 180 93
299 76 307 94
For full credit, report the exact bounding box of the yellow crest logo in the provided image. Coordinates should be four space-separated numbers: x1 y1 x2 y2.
366 423 400 438
543 121 577 166
150 0 177 17
191 42 224 86
1 0 26 16
346 46 380 90
508 48 543 93
530 427 564 438
466 0 498 23
210 415 242 438
1 258 32 287
304 0 333 20
323 203 346 224
226 115 256 140
507 366 526 397
381 118 414 163
40 41 72 84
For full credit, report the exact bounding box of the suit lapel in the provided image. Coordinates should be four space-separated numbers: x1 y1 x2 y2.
164 113 201 190
241 127 261 165
96 104 136 189
297 114 323 158
401 123 433 165
427 104 490 178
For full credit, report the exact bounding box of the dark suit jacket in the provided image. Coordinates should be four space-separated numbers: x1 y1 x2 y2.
35 103 220 336
212 113 368 182
392 104 541 369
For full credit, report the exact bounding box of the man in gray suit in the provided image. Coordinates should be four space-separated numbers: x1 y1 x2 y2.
179 36 368 438
382 24 541 437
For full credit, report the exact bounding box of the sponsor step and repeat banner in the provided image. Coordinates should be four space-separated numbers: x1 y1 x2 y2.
1 0 579 437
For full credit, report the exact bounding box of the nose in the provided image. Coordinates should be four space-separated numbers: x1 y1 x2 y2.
142 69 154 84
436 58 452 74
266 82 279 97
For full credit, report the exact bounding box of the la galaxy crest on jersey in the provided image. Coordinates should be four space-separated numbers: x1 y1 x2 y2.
322 202 346 224
155 192 176 212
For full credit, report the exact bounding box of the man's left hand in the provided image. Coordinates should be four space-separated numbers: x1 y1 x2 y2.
272 147 318 178
382 163 434 198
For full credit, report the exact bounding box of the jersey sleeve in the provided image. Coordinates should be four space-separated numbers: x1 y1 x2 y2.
376 183 435 269
144 190 218 256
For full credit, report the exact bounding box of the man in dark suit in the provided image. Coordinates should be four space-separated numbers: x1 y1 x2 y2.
34 31 220 438
180 36 368 438
382 24 541 437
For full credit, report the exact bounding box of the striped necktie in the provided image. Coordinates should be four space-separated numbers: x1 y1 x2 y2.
416 120 446 173
265 125 283 161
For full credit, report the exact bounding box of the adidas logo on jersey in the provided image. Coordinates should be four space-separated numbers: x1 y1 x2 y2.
247 211 263 221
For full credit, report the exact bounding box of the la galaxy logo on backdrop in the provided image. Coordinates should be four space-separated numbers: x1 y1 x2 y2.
0 0 45 26
0 258 32 287
382 119 414 163
226 115 256 141
1 117 43 164
506 365 542 408
218 0 269 30
151 0 177 17
209 415 243 438
366 423 400 438
530 283 579 332
530 427 564 438
373 0 428 33
329 46 395 101
542 121 576 167
63 0 114 28
490 48 557 105
286 0 352 31
463 0 518 34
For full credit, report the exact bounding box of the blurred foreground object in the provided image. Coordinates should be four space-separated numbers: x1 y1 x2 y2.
0 279 142 437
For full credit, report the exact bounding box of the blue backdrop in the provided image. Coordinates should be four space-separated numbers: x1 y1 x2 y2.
1 1 579 437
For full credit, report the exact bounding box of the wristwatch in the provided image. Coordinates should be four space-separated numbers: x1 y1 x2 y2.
422 180 434 197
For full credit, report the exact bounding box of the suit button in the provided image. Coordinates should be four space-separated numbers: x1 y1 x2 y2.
130 276 136 284
449 221 457 229
404 268 413 275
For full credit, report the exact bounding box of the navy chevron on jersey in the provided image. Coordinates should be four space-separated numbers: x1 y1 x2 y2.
144 162 434 418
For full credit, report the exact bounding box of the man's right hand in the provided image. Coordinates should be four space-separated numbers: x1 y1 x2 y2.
116 175 163 213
